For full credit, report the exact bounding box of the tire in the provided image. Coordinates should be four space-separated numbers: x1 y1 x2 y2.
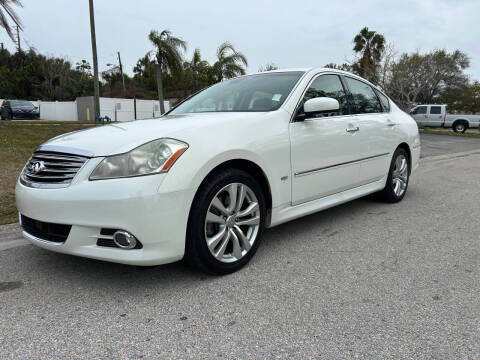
185 168 266 274
379 148 410 203
453 122 467 133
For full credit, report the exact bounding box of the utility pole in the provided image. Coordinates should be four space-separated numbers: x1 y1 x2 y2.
117 51 126 97
16 25 21 52
89 0 100 120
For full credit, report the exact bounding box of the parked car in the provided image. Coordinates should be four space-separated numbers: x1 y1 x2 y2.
0 99 40 120
16 68 421 274
409 104 480 133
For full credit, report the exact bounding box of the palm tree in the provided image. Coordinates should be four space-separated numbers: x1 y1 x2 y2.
352 27 385 83
0 0 23 43
148 29 187 114
184 48 210 92
211 42 248 82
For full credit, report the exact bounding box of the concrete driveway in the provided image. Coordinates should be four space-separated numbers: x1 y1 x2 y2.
1 134 479 359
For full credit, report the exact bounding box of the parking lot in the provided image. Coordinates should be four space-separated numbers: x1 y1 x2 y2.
1 133 479 359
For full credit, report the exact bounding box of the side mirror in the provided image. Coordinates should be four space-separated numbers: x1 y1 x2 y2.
304 97 339 118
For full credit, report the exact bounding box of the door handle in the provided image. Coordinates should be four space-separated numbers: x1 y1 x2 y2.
346 126 360 133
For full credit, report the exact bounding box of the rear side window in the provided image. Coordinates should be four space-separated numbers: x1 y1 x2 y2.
344 77 382 114
430 106 442 114
375 90 390 112
298 74 349 117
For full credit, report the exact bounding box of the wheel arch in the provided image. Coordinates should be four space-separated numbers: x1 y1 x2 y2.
199 159 273 223
397 142 412 173
452 119 469 128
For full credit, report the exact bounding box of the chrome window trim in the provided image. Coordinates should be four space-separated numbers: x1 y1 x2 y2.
294 152 390 177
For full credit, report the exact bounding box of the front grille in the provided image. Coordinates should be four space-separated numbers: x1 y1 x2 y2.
21 150 90 188
21 215 71 243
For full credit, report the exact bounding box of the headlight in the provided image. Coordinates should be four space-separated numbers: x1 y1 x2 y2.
89 138 188 180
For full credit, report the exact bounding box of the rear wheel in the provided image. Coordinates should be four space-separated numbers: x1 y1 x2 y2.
453 122 467 133
379 148 410 203
185 169 266 274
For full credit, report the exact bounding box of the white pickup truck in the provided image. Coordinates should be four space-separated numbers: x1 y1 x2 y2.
409 104 480 133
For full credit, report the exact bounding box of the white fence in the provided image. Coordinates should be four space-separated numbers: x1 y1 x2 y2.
99 98 168 122
38 101 78 121
0 98 169 122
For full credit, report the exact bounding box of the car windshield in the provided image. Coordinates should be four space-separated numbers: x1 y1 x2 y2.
11 100 34 107
169 72 304 114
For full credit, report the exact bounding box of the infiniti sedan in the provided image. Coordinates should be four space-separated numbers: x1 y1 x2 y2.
16 68 420 274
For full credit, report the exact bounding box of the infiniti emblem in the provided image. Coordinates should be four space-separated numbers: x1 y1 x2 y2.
29 161 45 174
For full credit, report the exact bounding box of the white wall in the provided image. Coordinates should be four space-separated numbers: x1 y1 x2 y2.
0 98 170 122
99 98 170 122
38 101 77 121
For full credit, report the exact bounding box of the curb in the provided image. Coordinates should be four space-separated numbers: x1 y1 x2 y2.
421 148 480 162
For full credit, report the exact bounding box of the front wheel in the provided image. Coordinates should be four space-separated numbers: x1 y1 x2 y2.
379 148 410 203
185 169 266 274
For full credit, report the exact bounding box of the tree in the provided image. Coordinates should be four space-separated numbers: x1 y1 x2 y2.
442 81 480 114
386 49 469 110
148 29 187 114
0 0 22 43
76 59 92 76
258 63 278 72
324 63 352 72
352 27 385 83
184 48 210 92
211 42 248 82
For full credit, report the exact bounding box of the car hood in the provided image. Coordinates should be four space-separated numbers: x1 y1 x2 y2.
42 112 270 157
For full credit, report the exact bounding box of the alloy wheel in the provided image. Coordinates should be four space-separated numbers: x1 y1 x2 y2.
392 154 408 197
205 183 260 263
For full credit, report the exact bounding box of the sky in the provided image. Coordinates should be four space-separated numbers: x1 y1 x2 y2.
2 0 480 80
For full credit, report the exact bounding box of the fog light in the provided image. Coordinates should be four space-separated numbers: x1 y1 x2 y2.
113 231 137 249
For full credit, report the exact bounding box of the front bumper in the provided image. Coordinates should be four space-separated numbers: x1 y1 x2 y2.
15 159 195 266
13 112 40 119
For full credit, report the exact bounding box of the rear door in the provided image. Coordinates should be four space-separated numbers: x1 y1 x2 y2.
424 105 444 126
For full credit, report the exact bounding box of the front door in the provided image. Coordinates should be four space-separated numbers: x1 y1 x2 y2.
410 105 428 126
290 74 363 205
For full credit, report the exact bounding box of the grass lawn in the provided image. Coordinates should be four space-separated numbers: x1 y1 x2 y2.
0 121 95 225
419 127 480 138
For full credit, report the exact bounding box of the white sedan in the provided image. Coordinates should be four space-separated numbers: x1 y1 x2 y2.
16 68 420 274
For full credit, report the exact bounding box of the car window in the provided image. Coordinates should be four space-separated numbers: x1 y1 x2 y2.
430 106 442 115
10 100 34 107
297 74 349 118
169 72 304 114
411 106 427 115
344 77 382 114
375 90 390 112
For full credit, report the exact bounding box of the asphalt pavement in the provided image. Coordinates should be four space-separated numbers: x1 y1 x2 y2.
1 133 479 359
420 132 480 157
